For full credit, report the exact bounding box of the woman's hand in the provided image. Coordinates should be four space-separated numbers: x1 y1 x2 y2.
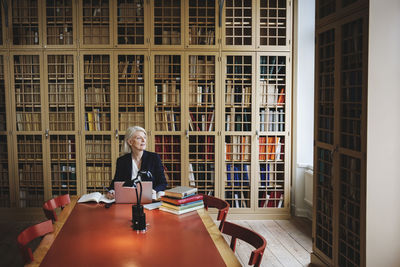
106 191 115 200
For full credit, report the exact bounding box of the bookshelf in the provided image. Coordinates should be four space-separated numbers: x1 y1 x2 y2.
11 53 45 207
116 0 147 47
80 0 111 47
186 0 218 48
222 53 253 209
312 0 368 266
257 53 289 211
45 52 79 197
116 53 147 131
222 0 256 50
186 52 218 196
11 0 41 47
152 0 183 48
81 53 113 193
1 0 293 219
257 0 291 50
0 4 3 46
45 0 75 47
151 52 182 188
0 54 10 207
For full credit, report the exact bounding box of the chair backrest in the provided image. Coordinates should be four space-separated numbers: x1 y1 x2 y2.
43 194 71 222
221 221 267 267
17 220 54 263
201 194 230 230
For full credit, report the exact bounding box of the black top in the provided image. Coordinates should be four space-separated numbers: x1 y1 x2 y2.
109 150 168 192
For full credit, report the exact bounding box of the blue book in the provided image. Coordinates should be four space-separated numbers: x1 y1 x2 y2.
233 164 241 187
226 164 232 186
260 164 266 187
243 164 249 187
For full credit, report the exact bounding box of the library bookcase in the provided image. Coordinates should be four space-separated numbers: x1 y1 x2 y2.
0 0 292 219
312 0 368 266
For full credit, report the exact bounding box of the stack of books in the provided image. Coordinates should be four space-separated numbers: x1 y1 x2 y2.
159 186 204 215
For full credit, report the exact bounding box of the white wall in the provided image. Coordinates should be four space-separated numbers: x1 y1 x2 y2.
292 0 315 219
367 0 400 266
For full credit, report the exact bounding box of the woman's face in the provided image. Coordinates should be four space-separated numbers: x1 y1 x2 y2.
129 131 147 152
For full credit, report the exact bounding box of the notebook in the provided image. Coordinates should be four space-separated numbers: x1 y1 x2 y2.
114 181 153 204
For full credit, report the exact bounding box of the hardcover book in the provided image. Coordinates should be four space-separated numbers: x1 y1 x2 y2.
161 194 203 205
159 204 204 215
164 186 198 199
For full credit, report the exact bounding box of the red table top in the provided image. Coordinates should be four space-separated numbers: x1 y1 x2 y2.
39 203 228 267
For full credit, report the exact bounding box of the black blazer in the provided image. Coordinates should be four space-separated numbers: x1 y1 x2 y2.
109 150 167 192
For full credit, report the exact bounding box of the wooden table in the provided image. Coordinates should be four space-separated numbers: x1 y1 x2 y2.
26 196 240 267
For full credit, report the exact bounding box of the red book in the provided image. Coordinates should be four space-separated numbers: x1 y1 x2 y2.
161 194 203 205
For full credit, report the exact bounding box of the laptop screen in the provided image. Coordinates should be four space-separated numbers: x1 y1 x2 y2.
114 181 153 204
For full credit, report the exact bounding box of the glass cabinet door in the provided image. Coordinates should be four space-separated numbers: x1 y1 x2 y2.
186 0 218 48
186 53 218 196
257 53 289 210
151 53 182 189
0 55 10 207
222 0 255 50
11 0 41 46
222 53 253 209
81 54 112 193
45 53 78 197
81 0 111 47
152 0 183 48
45 0 75 47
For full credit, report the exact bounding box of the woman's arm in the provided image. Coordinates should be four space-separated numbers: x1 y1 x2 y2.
153 154 167 192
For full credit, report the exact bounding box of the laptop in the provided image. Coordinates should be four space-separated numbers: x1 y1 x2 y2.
114 181 153 204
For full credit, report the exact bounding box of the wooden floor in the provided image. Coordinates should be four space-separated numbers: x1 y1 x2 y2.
1 216 312 267
227 217 313 267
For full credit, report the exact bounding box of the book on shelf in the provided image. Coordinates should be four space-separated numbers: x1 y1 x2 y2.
188 163 196 186
267 191 283 208
234 192 240 208
161 194 203 205
207 110 215 131
277 194 284 208
78 192 114 204
164 186 197 199
277 88 285 105
159 204 204 215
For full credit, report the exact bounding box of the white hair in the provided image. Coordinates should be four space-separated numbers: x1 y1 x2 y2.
122 126 147 153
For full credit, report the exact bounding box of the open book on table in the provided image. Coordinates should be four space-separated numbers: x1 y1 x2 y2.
78 192 115 204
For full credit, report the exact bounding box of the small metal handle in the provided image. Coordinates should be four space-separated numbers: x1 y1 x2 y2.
330 145 338 158
185 130 189 138
45 129 49 138
255 130 259 140
115 129 119 139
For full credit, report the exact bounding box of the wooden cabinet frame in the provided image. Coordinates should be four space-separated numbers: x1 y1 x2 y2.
1 1 294 219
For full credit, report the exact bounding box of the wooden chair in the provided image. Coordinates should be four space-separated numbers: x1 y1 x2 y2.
201 194 230 230
222 221 267 267
43 194 71 222
17 220 54 264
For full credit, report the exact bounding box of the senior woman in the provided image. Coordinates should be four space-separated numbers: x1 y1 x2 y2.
106 126 167 199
